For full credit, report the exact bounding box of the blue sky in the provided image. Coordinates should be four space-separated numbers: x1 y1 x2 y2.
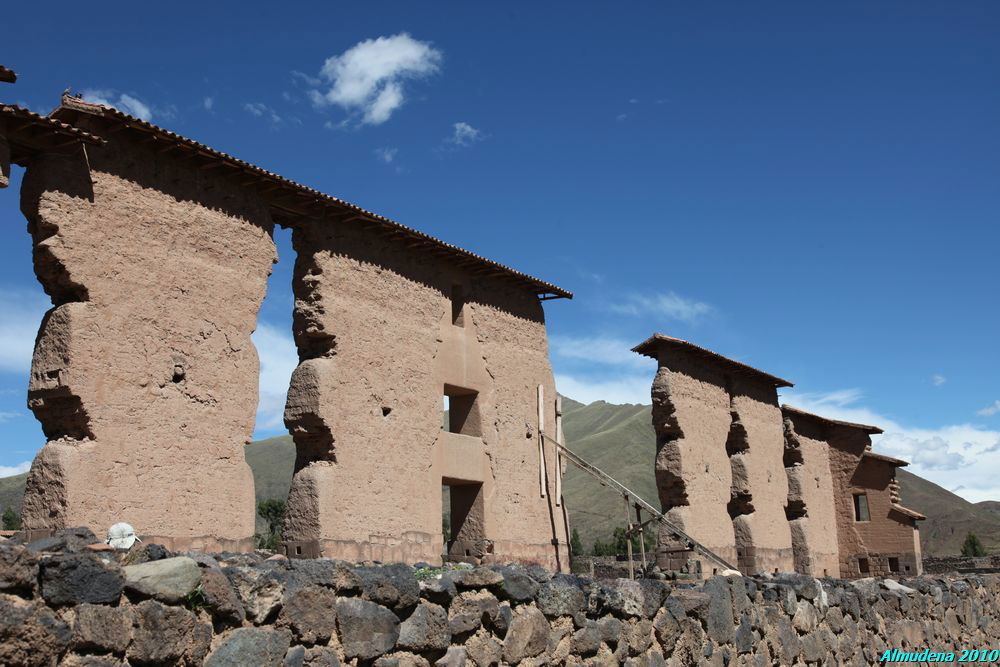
1 2 998 500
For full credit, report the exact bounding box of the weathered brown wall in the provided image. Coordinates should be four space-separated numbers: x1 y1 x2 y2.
650 349 737 573
852 458 923 577
827 428 920 578
782 412 842 578
728 375 794 574
0 119 9 188
18 131 276 550
282 219 569 568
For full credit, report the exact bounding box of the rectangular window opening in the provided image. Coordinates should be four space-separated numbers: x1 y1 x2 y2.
451 284 465 327
858 557 870 574
853 493 870 522
888 557 900 573
443 385 481 437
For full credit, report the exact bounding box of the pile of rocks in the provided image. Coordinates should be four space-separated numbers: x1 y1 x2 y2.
3 528 1000 666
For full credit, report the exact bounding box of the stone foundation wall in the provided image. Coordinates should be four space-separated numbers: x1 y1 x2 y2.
4 531 1000 666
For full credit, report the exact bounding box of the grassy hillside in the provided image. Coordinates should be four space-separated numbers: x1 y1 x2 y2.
560 398 659 554
897 468 1000 556
1 399 997 556
0 472 26 520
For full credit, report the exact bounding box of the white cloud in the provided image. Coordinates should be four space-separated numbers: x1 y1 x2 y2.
0 461 30 477
616 113 628 122
555 373 651 407
309 33 442 125
550 335 655 370
781 388 1000 502
0 411 23 424
81 89 154 121
251 322 299 432
244 102 282 125
977 401 1000 417
448 122 482 147
0 288 49 375
203 96 214 111
932 374 947 386
374 147 398 164
609 291 715 324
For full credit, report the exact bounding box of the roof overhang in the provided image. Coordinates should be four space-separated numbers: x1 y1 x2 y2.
50 95 572 301
632 333 793 388
781 404 883 435
891 504 926 521
863 450 908 466
1 104 105 165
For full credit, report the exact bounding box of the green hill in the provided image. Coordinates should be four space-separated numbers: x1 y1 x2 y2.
0 472 27 523
0 398 997 556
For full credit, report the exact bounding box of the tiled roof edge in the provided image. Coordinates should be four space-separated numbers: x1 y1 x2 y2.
52 95 572 300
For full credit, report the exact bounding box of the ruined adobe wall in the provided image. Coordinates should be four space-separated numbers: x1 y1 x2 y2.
282 219 568 568
5 536 1000 667
851 458 922 577
827 428 879 578
18 131 276 550
0 119 9 188
782 413 841 578
650 350 737 572
727 375 794 575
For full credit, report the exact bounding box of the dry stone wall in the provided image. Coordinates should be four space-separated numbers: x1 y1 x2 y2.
17 131 277 551
4 530 1000 666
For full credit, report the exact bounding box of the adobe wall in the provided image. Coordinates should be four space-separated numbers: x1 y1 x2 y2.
17 130 276 550
0 119 9 188
282 219 569 569
728 374 795 575
650 350 737 573
852 458 923 577
826 428 921 578
782 412 843 578
648 347 795 575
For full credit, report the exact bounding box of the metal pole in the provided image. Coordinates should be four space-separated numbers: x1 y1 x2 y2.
624 494 634 580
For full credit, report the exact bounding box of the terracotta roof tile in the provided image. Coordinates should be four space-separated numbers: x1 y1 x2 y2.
632 333 793 387
51 95 571 300
1 104 105 145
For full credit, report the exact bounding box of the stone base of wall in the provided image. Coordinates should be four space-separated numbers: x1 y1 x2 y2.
3 528 1000 666
293 535 568 573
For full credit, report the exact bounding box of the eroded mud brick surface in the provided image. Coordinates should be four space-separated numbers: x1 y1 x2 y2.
282 220 569 567
19 130 276 550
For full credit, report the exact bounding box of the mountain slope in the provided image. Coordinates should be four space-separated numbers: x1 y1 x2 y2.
0 472 27 520
896 468 1000 556
0 399 995 556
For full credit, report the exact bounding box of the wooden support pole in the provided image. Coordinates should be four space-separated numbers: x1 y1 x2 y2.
624 494 635 580
537 384 546 498
636 504 646 569
554 395 564 507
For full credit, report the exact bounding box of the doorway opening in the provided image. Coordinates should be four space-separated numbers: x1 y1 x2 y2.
442 478 488 563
